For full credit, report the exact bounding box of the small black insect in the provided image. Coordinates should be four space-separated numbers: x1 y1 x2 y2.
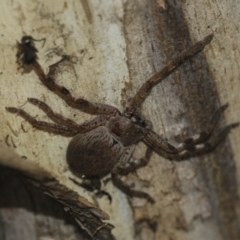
17 36 46 65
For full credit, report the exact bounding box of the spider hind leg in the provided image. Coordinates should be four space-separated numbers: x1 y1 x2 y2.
178 122 239 158
143 105 239 160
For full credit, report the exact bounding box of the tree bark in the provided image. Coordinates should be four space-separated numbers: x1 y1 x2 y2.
0 0 240 240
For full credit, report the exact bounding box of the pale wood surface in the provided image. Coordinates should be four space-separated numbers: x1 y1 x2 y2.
0 1 240 240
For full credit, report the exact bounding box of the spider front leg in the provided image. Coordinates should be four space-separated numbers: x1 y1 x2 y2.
30 56 119 115
125 34 213 114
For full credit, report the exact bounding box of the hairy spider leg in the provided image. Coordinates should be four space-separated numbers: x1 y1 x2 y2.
143 122 239 160
105 146 154 203
28 98 79 128
178 122 239 158
30 58 119 115
6 107 77 136
111 172 155 203
28 98 112 133
6 102 113 136
176 103 229 151
126 34 213 114
117 147 153 175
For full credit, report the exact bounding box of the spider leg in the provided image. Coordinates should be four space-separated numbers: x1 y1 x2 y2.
6 107 77 136
117 148 153 175
177 104 228 151
95 190 112 204
143 123 239 160
30 58 119 115
28 98 112 132
111 172 155 203
125 34 213 114
178 123 239 158
111 146 154 203
70 176 112 203
28 98 79 128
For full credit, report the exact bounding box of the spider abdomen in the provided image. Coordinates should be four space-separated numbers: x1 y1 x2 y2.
67 126 123 177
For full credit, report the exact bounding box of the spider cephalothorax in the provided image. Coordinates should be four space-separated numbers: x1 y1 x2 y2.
6 34 238 204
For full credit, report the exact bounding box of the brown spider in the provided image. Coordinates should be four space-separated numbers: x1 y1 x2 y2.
6 34 238 204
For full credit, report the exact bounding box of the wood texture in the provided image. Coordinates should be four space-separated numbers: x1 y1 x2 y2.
0 0 240 239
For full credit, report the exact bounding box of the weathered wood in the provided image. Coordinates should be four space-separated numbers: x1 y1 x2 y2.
0 0 240 239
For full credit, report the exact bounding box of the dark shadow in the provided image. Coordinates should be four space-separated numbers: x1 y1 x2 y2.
0 165 91 240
